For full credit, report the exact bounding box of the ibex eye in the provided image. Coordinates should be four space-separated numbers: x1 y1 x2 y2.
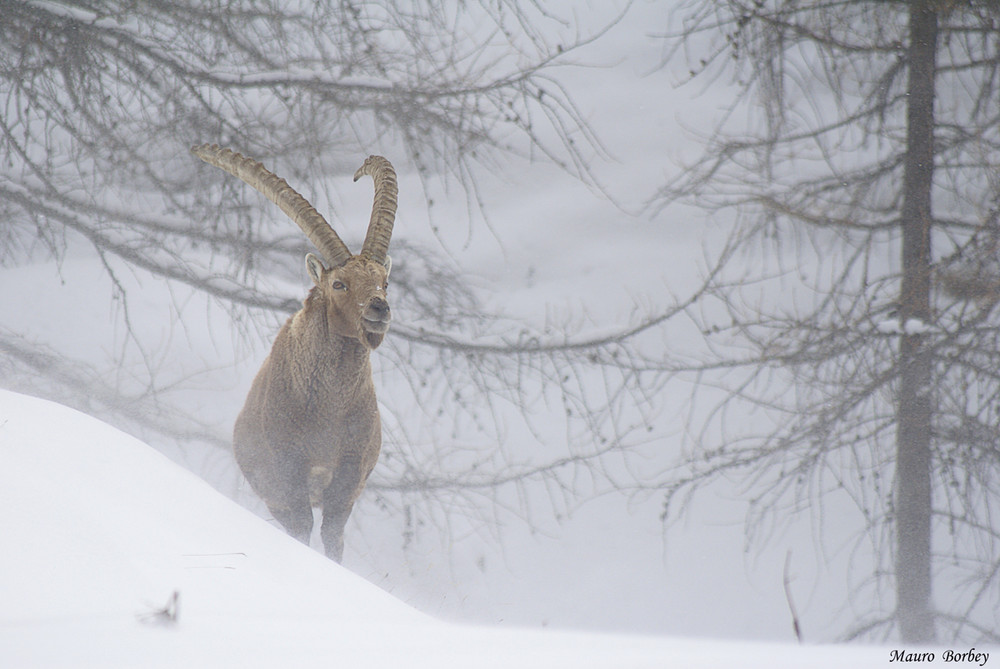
332 280 347 291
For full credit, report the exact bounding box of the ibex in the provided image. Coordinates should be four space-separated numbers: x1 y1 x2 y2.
192 144 396 562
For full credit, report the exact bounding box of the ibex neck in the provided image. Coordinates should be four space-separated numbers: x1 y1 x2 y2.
288 293 371 387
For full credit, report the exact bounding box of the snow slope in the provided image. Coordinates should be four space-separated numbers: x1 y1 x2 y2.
0 389 887 668
0 2 868 642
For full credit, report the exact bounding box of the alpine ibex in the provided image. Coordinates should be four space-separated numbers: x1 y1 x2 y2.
192 144 395 562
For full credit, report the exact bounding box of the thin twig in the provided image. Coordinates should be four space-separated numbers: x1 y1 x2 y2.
784 550 803 644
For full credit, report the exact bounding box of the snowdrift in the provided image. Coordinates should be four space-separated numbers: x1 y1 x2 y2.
0 390 884 667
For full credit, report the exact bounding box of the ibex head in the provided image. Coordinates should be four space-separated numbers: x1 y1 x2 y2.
192 145 396 349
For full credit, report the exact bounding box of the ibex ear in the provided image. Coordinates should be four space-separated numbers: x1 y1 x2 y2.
305 253 326 286
383 254 392 279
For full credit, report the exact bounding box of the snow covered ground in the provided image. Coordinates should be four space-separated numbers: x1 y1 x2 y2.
0 389 889 667
6 0 983 651
0 1 831 642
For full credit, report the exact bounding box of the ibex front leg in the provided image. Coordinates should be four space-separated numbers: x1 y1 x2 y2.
319 462 370 562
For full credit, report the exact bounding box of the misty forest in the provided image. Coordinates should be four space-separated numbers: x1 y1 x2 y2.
2 0 999 647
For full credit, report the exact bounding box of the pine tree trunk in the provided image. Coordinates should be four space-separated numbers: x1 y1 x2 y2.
895 2 937 644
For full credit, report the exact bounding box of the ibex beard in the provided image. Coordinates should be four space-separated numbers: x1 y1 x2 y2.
192 145 396 563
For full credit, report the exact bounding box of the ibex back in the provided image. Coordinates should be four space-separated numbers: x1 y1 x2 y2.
192 144 396 562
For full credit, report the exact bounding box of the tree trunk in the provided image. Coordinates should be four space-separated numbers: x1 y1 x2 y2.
895 2 937 644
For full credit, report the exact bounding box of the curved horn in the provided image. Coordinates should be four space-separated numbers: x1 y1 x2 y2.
354 155 397 264
192 144 353 268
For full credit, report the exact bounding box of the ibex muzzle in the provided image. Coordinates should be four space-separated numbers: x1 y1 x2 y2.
193 145 396 562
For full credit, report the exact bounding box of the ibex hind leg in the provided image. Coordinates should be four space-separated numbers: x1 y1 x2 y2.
244 454 314 546
268 499 314 546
